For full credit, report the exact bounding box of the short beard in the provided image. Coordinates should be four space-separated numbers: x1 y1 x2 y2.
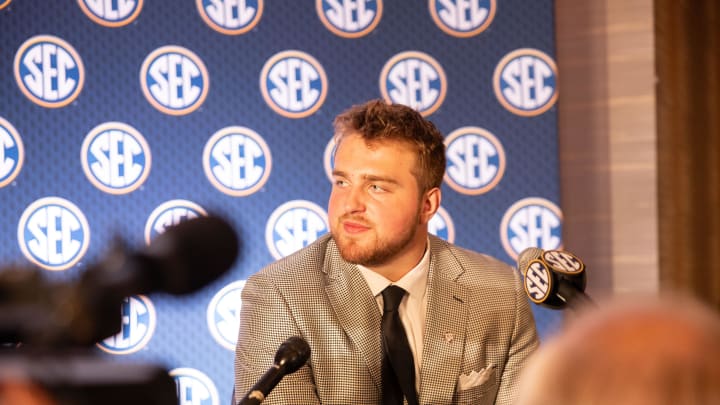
333 211 421 267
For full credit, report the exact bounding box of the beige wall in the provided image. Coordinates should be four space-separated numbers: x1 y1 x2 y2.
554 1 658 298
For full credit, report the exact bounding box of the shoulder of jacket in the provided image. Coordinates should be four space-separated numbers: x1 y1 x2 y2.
259 233 333 280
430 235 515 275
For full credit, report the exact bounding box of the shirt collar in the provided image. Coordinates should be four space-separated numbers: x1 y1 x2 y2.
358 240 431 300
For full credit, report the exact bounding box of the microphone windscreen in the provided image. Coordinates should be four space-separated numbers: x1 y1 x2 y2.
275 336 311 374
542 250 587 293
541 250 585 275
145 215 240 295
517 247 544 276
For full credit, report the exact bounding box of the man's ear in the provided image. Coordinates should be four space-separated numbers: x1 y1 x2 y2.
421 187 441 223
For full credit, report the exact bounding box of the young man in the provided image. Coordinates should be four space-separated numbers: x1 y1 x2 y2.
234 100 539 405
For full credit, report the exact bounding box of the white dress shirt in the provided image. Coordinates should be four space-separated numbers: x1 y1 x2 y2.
357 244 430 390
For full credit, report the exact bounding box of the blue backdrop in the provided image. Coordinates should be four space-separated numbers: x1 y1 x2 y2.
1 1 562 403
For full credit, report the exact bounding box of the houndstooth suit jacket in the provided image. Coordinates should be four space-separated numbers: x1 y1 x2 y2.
234 234 539 405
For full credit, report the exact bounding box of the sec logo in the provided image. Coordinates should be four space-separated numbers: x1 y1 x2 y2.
145 199 207 245
17 197 90 271
170 368 220 405
140 45 209 116
203 126 272 196
500 197 563 261
379 51 447 117
323 136 337 184
493 48 558 116
0 117 24 188
260 50 328 119
524 259 553 304
14 35 85 108
207 280 246 351
97 295 156 354
266 200 328 259
429 205 455 243
77 0 144 27
81 122 151 195
316 0 382 38
196 0 263 35
429 0 496 38
444 126 506 195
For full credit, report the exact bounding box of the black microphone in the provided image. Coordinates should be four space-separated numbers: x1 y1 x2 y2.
1 215 240 347
238 336 311 405
68 215 240 345
82 214 239 296
517 247 593 309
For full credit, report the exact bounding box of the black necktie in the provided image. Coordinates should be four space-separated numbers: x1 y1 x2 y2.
381 285 418 405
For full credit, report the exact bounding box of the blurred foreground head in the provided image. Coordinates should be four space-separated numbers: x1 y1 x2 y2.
517 294 720 405
0 380 56 405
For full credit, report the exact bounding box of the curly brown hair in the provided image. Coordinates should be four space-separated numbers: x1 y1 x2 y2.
332 99 446 193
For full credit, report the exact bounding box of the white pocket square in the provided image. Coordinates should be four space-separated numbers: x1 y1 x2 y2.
457 364 496 391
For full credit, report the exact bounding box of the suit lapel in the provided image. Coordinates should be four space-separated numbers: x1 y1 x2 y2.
419 237 468 404
323 239 384 391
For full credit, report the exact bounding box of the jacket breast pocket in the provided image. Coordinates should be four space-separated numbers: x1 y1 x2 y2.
452 378 498 405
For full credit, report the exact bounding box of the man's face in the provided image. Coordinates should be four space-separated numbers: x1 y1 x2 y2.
328 133 435 270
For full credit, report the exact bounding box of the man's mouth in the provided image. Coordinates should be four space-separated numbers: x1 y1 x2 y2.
341 219 370 234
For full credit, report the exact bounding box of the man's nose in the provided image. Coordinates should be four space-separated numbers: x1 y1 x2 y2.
344 186 366 213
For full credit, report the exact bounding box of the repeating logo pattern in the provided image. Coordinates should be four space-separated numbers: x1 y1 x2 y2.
1 3 560 402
